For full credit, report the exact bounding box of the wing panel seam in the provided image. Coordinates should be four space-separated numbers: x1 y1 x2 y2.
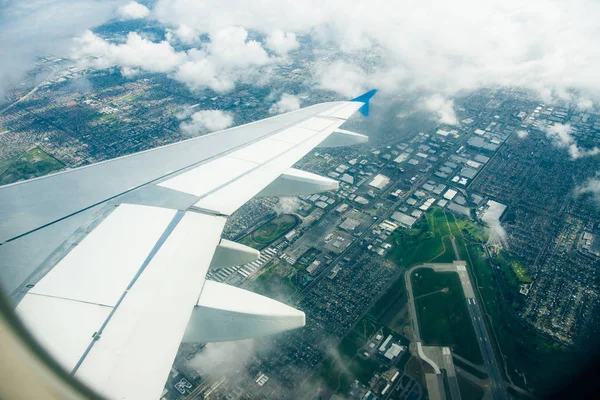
25 292 114 309
70 210 185 375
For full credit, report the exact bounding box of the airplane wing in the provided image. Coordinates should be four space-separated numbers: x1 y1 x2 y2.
0 90 376 400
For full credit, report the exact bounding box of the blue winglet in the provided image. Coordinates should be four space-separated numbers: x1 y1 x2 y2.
350 89 378 117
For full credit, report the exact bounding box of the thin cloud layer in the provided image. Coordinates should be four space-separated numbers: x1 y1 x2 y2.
265 31 299 56
269 93 301 115
575 173 600 205
422 95 459 126
316 61 368 98
179 110 234 134
516 130 529 139
0 0 118 102
543 123 600 160
4 0 600 113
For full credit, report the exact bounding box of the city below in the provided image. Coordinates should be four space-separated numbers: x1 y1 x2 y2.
1 30 599 400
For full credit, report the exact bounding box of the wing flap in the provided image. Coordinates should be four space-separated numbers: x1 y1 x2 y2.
182 281 305 343
228 138 295 164
257 168 338 197
74 212 226 400
157 156 257 197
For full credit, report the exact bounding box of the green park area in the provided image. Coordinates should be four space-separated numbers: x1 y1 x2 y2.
386 207 489 268
411 269 482 364
386 207 457 266
512 263 531 283
239 213 299 250
251 261 299 302
0 147 64 185
491 250 532 292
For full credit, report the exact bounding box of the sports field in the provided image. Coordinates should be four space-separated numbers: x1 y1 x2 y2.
240 213 300 249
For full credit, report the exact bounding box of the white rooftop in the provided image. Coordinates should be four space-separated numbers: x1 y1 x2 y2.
443 189 458 200
369 174 390 189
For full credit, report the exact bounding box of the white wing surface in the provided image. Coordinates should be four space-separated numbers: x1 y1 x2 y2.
0 90 376 399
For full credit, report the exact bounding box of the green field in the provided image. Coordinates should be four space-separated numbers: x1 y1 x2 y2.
446 212 488 243
239 214 299 249
412 269 482 364
251 262 299 301
511 262 531 283
489 251 532 302
0 147 64 185
387 207 457 266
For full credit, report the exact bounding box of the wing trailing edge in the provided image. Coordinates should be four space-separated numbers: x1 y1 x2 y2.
257 167 338 197
182 281 305 343
209 239 260 269
317 128 369 148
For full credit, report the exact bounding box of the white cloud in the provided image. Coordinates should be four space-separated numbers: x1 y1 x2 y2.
165 24 199 44
568 145 600 160
269 93 301 114
174 56 236 93
118 1 150 19
72 26 277 93
152 0 600 102
516 130 529 139
188 340 254 377
179 109 234 134
73 30 187 73
423 95 459 126
545 123 575 148
173 28 272 92
575 173 600 205
207 26 270 67
543 123 600 160
273 197 301 214
481 201 507 243
265 31 299 56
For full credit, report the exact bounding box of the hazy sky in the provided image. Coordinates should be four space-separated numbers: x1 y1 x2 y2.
2 0 600 109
